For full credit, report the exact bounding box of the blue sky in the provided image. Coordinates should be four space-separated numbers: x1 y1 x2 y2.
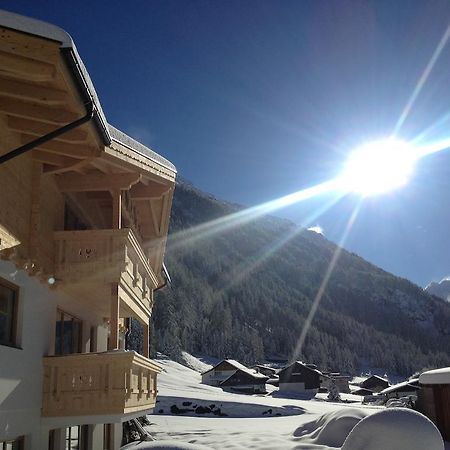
4 1 450 286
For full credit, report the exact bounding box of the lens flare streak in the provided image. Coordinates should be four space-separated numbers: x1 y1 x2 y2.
394 20 450 134
214 193 346 295
169 179 339 252
289 201 362 363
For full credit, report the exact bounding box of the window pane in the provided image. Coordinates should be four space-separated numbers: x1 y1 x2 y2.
71 426 79 439
11 440 22 450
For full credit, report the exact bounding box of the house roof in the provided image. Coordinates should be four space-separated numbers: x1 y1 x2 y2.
380 379 420 395
361 375 389 385
202 359 247 375
353 388 374 396
220 368 268 386
109 125 176 173
202 359 266 380
253 364 277 373
278 361 323 378
0 9 176 175
419 367 450 385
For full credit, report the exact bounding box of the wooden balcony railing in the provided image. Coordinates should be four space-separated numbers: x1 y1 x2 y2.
42 351 161 417
54 228 158 317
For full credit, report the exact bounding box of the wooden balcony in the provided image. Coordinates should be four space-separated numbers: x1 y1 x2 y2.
42 351 161 417
54 228 158 322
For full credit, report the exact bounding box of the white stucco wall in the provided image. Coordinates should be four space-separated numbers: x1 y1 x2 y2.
0 260 56 445
0 261 112 448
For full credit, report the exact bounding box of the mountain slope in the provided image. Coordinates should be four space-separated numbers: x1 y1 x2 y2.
425 279 450 303
153 179 450 376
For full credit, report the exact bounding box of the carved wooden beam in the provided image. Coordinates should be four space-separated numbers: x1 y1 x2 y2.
43 157 95 175
32 150 78 167
0 27 59 64
0 97 79 124
8 116 88 143
0 50 56 81
0 78 67 105
56 172 142 192
130 182 171 200
21 134 98 158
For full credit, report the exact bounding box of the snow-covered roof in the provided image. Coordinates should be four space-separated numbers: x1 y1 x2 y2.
109 125 176 172
220 368 268 386
365 374 388 382
225 359 253 372
279 361 323 377
419 367 450 385
0 9 176 174
380 379 419 395
202 359 267 380
0 9 72 46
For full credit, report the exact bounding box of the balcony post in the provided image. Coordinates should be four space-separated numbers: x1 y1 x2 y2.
109 283 120 351
112 189 122 229
143 322 149 358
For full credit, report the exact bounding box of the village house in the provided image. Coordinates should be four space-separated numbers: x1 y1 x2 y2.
0 10 176 450
220 368 268 394
417 367 450 441
278 361 323 395
359 375 390 393
352 387 375 397
379 379 420 400
202 360 251 386
322 373 351 394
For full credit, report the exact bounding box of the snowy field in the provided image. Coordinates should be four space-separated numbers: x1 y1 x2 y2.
143 355 448 449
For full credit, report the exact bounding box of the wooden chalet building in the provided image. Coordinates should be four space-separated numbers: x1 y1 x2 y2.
322 373 351 394
418 367 450 441
220 368 268 394
0 10 176 450
278 361 323 395
379 379 420 400
360 375 390 393
202 360 250 386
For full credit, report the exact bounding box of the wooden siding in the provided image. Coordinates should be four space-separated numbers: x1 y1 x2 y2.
278 362 321 390
418 384 450 441
42 351 161 417
220 369 267 387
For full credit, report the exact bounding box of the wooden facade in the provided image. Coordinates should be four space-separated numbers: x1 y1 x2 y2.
220 369 268 394
418 384 450 441
278 361 323 394
360 375 390 393
0 10 176 439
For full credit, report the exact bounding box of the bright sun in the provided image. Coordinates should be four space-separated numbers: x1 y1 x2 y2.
338 138 418 196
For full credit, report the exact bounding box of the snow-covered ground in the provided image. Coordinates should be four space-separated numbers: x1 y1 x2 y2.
142 354 446 449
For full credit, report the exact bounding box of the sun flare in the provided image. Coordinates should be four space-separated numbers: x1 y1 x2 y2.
338 139 418 196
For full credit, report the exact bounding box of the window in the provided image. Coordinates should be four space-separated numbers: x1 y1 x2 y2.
55 310 82 355
0 436 24 450
65 426 88 450
0 278 18 347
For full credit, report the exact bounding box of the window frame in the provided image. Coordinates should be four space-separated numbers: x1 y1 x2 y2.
55 309 83 355
0 436 24 450
0 277 19 349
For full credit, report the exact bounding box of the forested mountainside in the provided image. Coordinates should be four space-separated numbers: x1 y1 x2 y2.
152 179 450 376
